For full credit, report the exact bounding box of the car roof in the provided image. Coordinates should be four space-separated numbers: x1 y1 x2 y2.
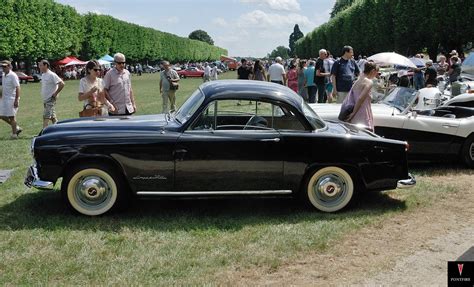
199 80 303 110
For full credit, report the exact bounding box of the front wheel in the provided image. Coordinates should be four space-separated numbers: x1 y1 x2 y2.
461 135 474 168
304 166 354 212
62 163 125 216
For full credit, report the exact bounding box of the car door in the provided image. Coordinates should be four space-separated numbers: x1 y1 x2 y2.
188 68 199 77
401 113 460 155
174 99 284 192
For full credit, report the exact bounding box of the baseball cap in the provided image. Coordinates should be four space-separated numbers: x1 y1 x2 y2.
426 60 433 65
449 50 458 55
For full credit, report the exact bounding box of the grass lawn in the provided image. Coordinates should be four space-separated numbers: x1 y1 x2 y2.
0 71 470 285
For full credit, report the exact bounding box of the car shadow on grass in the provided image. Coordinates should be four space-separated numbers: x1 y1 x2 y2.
0 189 406 232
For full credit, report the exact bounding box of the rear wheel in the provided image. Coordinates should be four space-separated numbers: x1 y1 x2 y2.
304 166 354 212
461 135 474 168
62 163 125 216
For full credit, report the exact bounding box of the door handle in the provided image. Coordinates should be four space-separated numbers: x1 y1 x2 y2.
260 138 280 142
174 149 188 161
442 123 458 128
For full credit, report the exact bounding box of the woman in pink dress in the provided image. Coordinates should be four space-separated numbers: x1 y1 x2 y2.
347 61 378 131
287 61 298 93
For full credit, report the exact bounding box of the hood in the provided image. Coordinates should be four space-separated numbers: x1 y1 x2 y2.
324 120 379 138
41 114 169 135
311 103 396 121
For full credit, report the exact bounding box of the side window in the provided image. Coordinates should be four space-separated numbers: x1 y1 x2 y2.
189 102 216 130
271 106 306 131
215 100 268 130
189 99 306 131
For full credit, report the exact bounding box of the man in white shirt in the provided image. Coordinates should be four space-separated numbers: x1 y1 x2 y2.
267 57 287 85
39 59 65 128
203 62 211 82
0 60 22 139
210 63 218 81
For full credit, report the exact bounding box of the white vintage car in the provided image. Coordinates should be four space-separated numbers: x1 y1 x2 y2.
311 87 474 167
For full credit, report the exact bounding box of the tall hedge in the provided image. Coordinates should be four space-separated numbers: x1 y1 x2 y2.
0 0 227 62
0 0 83 62
296 0 474 59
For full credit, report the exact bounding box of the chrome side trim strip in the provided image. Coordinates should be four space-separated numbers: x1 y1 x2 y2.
136 190 293 196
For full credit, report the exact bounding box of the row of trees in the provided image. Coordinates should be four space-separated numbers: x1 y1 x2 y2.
295 0 473 60
0 0 227 64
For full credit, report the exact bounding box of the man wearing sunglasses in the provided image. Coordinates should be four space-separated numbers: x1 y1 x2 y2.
103 53 137 116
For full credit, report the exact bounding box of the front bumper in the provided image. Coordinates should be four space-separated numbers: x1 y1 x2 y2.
24 164 54 190
397 173 416 189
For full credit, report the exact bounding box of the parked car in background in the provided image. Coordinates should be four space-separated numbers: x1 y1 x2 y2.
312 86 474 167
15 71 34 84
144 65 159 73
25 80 415 216
178 67 204 78
32 72 42 82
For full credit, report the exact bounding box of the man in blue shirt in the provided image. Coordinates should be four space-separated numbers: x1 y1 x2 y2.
304 60 317 103
330 46 360 103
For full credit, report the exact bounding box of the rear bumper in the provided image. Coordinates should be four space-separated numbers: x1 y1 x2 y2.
24 164 54 190
397 173 416 189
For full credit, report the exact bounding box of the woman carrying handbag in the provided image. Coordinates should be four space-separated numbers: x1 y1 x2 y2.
339 61 378 131
78 60 115 117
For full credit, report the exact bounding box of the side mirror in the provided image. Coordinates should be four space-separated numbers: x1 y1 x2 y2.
411 111 417 118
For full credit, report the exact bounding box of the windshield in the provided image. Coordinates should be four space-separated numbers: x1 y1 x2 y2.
302 100 326 130
381 87 417 111
175 89 205 124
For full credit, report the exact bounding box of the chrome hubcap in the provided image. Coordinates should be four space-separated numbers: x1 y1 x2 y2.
313 174 346 205
75 176 110 208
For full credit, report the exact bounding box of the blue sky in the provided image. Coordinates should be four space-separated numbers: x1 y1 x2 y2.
56 0 335 58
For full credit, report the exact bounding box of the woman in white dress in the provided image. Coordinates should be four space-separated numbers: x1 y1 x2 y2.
78 60 114 116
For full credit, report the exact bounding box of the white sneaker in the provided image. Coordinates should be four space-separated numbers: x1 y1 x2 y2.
16 126 23 136
10 134 18 140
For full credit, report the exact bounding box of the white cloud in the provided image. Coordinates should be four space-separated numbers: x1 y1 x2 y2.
237 10 314 29
212 17 228 27
162 16 179 24
313 8 332 26
240 0 300 11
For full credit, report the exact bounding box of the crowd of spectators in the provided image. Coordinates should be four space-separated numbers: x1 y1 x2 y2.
1 47 469 139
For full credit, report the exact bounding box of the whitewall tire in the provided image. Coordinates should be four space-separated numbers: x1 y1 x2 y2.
306 166 354 212
63 165 121 216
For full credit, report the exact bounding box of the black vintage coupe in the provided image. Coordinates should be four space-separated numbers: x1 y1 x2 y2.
25 80 415 216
